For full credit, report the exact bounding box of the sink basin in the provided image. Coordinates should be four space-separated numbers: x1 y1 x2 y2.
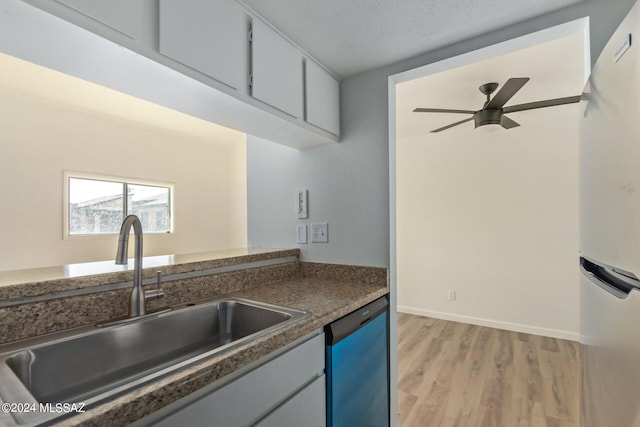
0 297 307 426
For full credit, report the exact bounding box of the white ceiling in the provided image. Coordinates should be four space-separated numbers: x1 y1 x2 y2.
241 0 585 78
396 30 587 139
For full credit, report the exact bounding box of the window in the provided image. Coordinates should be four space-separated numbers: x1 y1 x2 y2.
66 174 173 236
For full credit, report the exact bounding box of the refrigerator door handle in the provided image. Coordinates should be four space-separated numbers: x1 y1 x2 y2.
580 257 640 299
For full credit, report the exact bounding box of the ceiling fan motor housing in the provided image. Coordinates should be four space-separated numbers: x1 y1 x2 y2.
474 109 502 128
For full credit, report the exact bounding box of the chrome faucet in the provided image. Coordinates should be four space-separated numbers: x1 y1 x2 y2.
115 215 164 318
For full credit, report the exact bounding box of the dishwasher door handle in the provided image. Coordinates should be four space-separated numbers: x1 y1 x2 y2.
326 296 388 345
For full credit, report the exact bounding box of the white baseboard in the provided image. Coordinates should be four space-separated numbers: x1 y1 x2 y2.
397 305 580 342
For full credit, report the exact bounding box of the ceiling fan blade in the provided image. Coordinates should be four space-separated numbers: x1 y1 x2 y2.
502 95 581 113
485 77 530 109
501 116 520 129
431 117 474 133
413 107 475 114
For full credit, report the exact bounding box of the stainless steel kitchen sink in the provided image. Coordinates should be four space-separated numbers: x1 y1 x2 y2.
0 297 307 426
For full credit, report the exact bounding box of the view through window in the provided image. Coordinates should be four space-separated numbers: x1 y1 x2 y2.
68 177 172 235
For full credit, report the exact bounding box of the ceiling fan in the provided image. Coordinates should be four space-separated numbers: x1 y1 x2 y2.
413 77 581 133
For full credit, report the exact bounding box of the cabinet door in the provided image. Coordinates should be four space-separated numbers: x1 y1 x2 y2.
305 60 340 135
251 20 303 118
54 0 145 40
149 333 324 427
255 375 326 427
159 0 245 90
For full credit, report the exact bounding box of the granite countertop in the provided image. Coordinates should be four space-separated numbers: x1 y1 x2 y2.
54 275 389 426
0 248 298 302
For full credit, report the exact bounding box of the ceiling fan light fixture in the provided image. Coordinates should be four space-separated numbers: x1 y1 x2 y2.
414 78 581 133
476 123 501 134
473 109 502 129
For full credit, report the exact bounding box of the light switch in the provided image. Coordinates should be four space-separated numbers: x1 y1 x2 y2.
296 224 308 244
311 223 328 243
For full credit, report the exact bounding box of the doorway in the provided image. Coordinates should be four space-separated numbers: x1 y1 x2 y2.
388 17 589 426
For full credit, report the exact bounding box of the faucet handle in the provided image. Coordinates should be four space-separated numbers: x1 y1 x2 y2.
145 271 165 301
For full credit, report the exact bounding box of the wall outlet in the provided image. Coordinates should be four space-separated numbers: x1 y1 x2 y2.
448 290 456 301
311 223 328 243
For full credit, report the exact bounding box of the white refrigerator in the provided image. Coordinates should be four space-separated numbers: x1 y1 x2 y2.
580 1 640 426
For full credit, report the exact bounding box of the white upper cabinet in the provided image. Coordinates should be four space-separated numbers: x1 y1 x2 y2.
251 19 303 119
305 60 340 135
158 0 245 90
17 0 339 146
54 0 146 40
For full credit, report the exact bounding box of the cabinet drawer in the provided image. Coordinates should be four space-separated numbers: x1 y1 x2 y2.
255 374 325 427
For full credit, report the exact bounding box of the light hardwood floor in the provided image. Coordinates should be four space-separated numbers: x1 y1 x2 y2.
397 313 580 427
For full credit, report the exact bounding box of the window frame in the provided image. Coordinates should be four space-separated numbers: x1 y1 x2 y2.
63 171 174 239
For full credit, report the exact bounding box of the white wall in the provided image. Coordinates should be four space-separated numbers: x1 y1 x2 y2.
0 91 247 271
397 107 580 339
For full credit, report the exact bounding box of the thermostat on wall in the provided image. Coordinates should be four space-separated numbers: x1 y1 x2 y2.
296 189 308 218
311 223 328 243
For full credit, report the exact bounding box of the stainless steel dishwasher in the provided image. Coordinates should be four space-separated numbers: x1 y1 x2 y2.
325 295 389 427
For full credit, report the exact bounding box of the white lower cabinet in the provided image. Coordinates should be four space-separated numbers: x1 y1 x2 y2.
255 375 325 427
139 331 325 427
